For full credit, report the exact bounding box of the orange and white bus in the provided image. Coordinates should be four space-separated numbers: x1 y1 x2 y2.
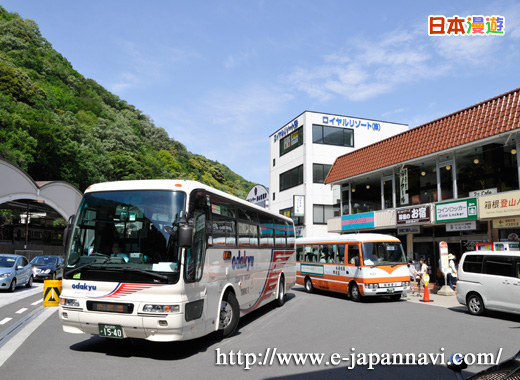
296 234 410 301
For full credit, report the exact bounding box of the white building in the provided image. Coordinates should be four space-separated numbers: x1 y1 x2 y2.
269 111 408 238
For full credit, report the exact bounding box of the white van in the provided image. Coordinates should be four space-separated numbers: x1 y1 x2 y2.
456 251 520 316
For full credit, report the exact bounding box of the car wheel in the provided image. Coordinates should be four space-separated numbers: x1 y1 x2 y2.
349 282 362 302
275 275 285 307
304 277 314 293
9 278 16 292
217 292 239 338
26 275 33 288
52 272 56 280
467 294 485 316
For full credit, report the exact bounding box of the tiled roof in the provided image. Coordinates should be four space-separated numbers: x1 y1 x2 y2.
324 88 520 184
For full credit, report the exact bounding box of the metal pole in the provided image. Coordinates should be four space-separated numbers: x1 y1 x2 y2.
25 202 29 249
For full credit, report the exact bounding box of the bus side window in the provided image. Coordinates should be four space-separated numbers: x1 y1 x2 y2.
336 244 345 264
304 246 312 262
185 211 206 282
348 244 360 266
296 246 304 262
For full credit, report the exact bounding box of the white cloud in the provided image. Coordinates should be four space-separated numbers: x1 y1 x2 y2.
285 28 453 102
284 6 520 104
105 38 201 93
224 48 257 69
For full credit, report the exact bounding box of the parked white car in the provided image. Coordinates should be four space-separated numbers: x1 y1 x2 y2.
456 250 520 316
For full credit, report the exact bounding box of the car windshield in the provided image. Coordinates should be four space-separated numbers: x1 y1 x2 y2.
0 257 16 268
361 242 407 266
31 257 58 265
65 190 186 281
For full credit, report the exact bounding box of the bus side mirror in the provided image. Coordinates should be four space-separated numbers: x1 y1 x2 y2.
63 214 75 248
178 225 193 248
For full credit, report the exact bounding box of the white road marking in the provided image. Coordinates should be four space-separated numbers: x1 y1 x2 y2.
15 308 28 314
0 318 12 325
0 307 57 368
31 299 43 306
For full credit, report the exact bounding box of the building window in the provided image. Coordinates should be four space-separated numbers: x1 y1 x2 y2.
456 143 519 198
350 177 382 213
280 165 304 192
312 124 353 147
313 164 332 184
273 158 276 167
313 204 338 224
280 126 304 157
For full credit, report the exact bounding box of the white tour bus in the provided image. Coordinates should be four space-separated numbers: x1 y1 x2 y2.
60 180 296 341
296 234 410 301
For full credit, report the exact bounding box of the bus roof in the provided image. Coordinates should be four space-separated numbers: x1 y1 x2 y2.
84 179 292 223
296 233 401 244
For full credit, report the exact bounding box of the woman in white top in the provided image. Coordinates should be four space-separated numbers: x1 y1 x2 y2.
416 258 428 296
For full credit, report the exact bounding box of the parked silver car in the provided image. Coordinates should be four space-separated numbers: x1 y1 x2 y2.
0 254 33 292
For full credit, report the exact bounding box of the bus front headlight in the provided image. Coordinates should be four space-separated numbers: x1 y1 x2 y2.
60 298 80 307
142 304 180 313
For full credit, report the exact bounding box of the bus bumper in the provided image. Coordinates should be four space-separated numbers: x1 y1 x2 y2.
59 307 208 342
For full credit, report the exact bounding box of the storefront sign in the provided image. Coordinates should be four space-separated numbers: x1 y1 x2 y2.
493 217 520 228
245 185 269 208
479 190 520 219
435 198 477 222
397 226 421 234
469 188 497 197
272 119 298 143
396 205 430 225
446 221 477 231
294 195 305 217
439 241 449 275
341 212 375 231
399 169 409 205
321 116 381 131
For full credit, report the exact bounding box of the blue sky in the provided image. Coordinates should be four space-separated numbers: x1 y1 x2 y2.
2 1 519 186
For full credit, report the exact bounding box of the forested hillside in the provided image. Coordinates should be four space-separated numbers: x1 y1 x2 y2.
0 6 254 197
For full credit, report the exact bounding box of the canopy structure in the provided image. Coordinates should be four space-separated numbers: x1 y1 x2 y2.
0 158 83 221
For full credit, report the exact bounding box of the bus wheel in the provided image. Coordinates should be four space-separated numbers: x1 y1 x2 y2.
304 277 313 293
275 275 285 307
349 282 362 302
218 292 239 338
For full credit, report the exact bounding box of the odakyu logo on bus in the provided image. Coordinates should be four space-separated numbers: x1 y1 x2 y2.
72 283 97 291
232 251 254 271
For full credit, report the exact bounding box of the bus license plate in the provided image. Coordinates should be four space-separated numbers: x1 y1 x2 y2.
99 324 123 339
386 288 395 294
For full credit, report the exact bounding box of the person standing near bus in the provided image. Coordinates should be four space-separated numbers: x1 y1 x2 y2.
415 257 428 297
447 253 457 290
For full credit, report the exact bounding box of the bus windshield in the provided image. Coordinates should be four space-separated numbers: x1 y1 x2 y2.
64 190 186 283
361 242 406 266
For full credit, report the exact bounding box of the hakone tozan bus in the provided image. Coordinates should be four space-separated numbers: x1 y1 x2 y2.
296 234 410 301
59 180 296 341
